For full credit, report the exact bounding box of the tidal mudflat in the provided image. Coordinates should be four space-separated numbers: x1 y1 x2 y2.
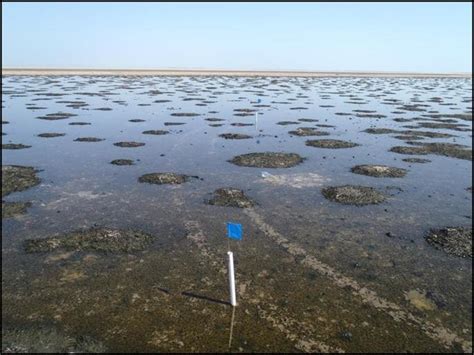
1 75 472 353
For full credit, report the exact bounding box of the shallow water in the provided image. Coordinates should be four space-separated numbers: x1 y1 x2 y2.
2 75 472 352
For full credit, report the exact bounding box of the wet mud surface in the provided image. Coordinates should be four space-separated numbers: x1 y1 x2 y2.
2 325 107 353
24 228 155 254
1 75 472 353
425 227 472 258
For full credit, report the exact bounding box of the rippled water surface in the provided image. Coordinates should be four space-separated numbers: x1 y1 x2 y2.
2 75 472 352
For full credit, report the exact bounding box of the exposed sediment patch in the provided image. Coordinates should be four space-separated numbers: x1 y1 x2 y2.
277 121 300 125
36 112 77 120
2 165 40 197
74 137 105 142
37 133 65 138
390 143 472 160
138 173 196 185
351 165 407 178
170 113 200 117
321 185 387 205
306 139 359 149
206 188 254 208
142 130 169 135
402 158 431 164
219 133 252 139
113 141 145 147
69 122 91 126
289 127 330 136
2 201 32 219
229 152 304 168
110 159 134 166
2 143 31 150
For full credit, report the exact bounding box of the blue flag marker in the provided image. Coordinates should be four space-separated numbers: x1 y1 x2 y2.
227 222 242 240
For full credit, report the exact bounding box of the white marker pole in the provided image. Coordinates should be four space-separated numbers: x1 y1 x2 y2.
227 251 237 307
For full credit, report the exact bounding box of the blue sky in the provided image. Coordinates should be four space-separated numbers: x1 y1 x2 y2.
2 2 472 72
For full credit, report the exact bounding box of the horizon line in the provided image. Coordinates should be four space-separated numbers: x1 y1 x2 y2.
2 67 472 77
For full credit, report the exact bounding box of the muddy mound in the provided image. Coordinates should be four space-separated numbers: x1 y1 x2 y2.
400 130 455 139
229 152 304 168
36 112 77 120
205 118 225 122
2 143 31 150
289 127 330 136
129 119 145 122
351 165 407 178
2 165 40 197
142 130 169 135
356 113 386 118
113 141 145 148
390 143 472 160
234 108 256 113
2 201 32 219
170 112 200 117
322 185 387 205
402 158 431 163
164 122 185 126
138 173 194 185
110 159 134 166
24 227 154 254
393 135 425 141
277 121 300 125
69 122 91 126
219 133 252 139
363 128 399 134
231 122 254 127
425 227 472 258
74 137 104 142
414 122 470 131
306 139 359 149
206 188 255 208
37 133 65 138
